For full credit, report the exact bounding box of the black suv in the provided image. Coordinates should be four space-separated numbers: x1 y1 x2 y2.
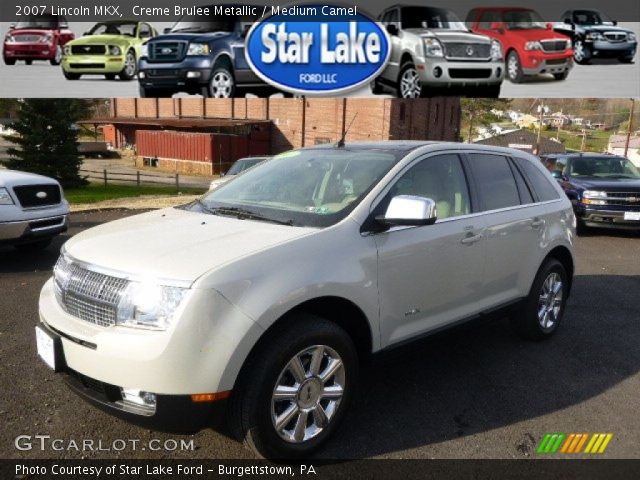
541 153 640 233
138 8 271 97
555 9 637 64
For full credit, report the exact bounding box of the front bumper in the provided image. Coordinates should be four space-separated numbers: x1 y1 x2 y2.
62 55 125 73
521 52 573 75
0 213 68 244
417 57 504 87
576 204 640 229
3 42 57 59
589 40 637 57
138 57 214 92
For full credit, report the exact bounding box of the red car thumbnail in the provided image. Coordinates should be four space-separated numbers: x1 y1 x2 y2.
467 7 573 83
3 14 75 65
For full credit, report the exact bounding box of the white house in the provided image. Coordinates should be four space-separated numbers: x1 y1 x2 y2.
607 134 640 166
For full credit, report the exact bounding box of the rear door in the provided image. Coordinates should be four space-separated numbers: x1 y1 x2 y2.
374 152 488 346
463 152 547 307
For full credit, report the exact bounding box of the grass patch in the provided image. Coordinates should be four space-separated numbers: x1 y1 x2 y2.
64 183 206 204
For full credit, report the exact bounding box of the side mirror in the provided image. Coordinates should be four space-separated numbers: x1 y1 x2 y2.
613 20 618 26
386 24 399 36
163 27 172 34
490 22 505 33
551 170 563 179
240 24 251 38
377 195 437 227
60 23 69 29
563 19 573 25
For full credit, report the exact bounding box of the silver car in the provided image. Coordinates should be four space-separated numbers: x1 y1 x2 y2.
0 169 69 250
373 5 505 97
37 142 574 458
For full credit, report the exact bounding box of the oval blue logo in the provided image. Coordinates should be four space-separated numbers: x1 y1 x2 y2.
245 4 390 95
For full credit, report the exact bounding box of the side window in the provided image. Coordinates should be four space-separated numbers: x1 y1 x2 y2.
390 154 471 220
139 23 152 38
478 10 501 30
388 9 399 27
514 158 561 202
468 154 520 211
509 159 534 204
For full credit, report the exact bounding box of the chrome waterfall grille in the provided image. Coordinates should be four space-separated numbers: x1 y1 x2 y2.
53 255 129 327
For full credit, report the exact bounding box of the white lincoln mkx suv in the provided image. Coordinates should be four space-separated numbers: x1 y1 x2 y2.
37 142 576 458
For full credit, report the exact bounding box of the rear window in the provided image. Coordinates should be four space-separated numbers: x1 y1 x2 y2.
514 158 560 202
468 154 521 211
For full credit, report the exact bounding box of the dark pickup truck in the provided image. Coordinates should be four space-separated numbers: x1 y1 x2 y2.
138 9 270 97
541 153 640 233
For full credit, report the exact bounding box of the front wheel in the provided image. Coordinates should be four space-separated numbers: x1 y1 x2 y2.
205 64 236 98
507 51 524 83
4 57 16 65
511 258 568 341
573 40 591 64
119 50 137 80
397 62 424 98
228 314 358 458
25 59 33 65
50 45 62 65
619 55 634 64
63 70 81 80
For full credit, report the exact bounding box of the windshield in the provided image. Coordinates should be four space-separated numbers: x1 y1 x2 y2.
401 7 467 31
504 10 547 30
226 158 266 175
15 16 58 30
89 22 137 36
197 148 405 227
573 10 613 25
569 156 640 179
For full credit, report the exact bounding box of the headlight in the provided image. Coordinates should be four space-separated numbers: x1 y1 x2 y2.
582 190 607 205
63 45 71 55
423 38 444 58
490 39 502 60
116 280 188 330
0 188 14 205
586 32 603 41
524 41 542 51
41 33 52 44
140 44 148 58
629 33 637 42
187 43 210 56
108 45 122 56
5 34 15 43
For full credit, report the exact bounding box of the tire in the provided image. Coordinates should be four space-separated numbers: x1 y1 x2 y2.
506 50 524 83
119 50 137 80
573 40 591 64
619 55 634 64
25 60 33 65
14 239 52 252
105 73 116 80
205 63 236 98
50 45 62 65
397 61 424 98
553 71 570 81
228 313 358 459
3 57 16 65
511 258 568 341
139 85 173 98
370 77 384 94
63 70 81 80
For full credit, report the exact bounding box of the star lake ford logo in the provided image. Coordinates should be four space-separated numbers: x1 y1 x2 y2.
245 3 391 94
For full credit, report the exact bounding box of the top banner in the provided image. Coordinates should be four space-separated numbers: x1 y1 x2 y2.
0 1 638 98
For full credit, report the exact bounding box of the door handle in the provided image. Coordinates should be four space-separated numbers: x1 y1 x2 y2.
461 233 482 245
531 218 545 228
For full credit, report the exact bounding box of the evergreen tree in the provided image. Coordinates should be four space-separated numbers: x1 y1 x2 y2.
3 99 89 187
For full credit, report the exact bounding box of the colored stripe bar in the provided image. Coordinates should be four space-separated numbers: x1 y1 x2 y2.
537 434 552 454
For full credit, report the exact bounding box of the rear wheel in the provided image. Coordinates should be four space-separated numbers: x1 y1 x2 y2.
511 258 568 340
573 40 591 64
119 50 137 80
50 45 62 65
506 51 524 83
397 62 424 98
228 314 358 458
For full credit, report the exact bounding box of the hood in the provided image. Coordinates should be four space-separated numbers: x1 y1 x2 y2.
209 176 233 189
406 28 491 44
64 207 317 283
506 29 569 42
70 34 130 46
150 31 232 44
570 177 640 191
0 169 59 188
578 25 633 34
8 29 52 36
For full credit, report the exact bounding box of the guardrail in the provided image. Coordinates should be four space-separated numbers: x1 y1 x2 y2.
80 168 183 191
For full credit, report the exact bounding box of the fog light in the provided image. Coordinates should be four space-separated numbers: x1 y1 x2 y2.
186 71 201 79
121 388 157 408
138 71 146 79
496 67 502 77
433 66 442 78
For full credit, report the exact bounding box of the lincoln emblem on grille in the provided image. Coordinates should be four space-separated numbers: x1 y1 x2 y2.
466 46 474 56
36 191 47 199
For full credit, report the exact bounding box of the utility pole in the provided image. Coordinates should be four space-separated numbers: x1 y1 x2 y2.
556 108 562 141
536 102 548 155
624 98 635 158
581 129 586 151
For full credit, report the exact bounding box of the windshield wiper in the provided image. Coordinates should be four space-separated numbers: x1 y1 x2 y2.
207 205 295 226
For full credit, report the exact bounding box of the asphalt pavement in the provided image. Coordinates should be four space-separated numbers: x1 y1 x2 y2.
1 22 638 98
1 209 639 460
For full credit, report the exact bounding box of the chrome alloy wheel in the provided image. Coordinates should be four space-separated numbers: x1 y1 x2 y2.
573 41 585 62
507 54 519 80
400 67 422 98
210 70 234 98
124 51 136 77
271 345 345 444
538 272 563 329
